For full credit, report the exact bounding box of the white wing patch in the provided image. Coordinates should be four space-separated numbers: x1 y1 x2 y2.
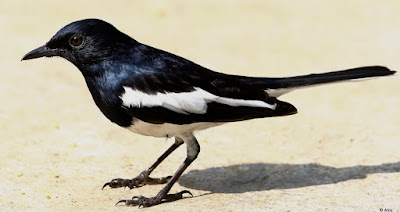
120 86 277 114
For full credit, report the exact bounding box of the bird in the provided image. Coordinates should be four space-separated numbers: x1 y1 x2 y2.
22 19 395 207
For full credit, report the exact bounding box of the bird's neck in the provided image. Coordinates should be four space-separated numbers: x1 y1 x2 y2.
84 70 124 104
81 66 133 127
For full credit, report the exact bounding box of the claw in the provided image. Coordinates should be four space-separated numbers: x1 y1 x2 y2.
115 197 142 207
115 200 126 206
180 190 193 197
162 190 193 203
102 182 110 190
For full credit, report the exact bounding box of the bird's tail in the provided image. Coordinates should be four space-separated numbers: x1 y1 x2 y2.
240 66 396 97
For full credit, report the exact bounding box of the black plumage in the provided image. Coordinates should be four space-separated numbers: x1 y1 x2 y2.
22 19 396 207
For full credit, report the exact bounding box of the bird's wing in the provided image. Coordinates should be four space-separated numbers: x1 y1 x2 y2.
119 66 297 125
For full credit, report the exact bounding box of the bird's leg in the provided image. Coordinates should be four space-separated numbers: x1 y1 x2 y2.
116 133 199 207
103 137 184 189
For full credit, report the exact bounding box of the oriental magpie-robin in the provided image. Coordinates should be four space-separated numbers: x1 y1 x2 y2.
22 19 395 207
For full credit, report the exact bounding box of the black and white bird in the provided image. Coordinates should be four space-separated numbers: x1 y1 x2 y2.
22 19 396 207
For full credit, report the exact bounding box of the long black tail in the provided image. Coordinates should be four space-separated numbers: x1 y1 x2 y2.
264 66 395 88
238 66 395 97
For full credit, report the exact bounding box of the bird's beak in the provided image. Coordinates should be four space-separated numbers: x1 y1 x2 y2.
21 45 60 61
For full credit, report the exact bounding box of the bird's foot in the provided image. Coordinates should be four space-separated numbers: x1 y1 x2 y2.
102 171 172 189
115 190 192 207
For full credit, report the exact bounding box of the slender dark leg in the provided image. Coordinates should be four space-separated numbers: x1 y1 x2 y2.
103 137 184 189
116 133 199 207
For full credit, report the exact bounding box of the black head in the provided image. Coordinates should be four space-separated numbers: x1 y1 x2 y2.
22 19 134 67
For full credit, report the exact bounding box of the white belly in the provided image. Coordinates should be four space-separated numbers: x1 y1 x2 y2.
126 119 223 137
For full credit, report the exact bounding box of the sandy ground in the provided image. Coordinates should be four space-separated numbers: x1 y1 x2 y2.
1 1 400 211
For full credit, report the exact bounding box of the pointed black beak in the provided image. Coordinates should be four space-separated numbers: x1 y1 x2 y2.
21 45 60 61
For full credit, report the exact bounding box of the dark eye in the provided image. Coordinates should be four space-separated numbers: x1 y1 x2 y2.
70 34 83 47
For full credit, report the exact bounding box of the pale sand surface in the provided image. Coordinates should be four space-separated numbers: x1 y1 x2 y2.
1 1 400 211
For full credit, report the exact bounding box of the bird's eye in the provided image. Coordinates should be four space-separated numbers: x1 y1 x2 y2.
70 34 83 47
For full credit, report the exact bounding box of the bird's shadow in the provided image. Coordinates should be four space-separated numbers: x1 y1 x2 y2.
179 162 400 193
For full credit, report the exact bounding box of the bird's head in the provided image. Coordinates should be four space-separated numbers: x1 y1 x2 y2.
22 19 133 68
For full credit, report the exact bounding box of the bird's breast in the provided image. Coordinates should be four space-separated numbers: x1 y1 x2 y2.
85 76 133 127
